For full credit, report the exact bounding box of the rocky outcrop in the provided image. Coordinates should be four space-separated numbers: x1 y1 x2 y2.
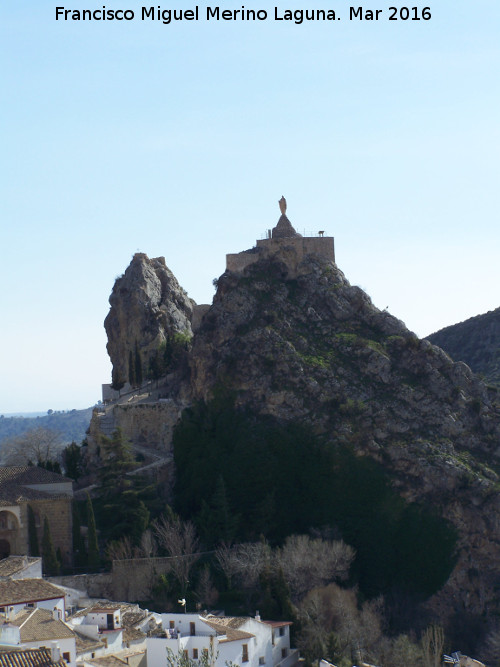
427 307 500 389
100 235 500 618
104 253 195 388
189 254 500 617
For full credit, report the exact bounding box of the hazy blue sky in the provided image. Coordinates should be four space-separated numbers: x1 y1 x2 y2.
1 0 499 413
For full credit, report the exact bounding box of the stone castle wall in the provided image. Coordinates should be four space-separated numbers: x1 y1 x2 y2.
226 236 335 275
110 401 182 454
22 497 73 566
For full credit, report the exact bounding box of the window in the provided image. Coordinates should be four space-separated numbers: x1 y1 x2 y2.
193 649 198 659
259 657 265 665
190 622 196 636
272 631 275 646
281 649 287 659
183 651 189 659
279 627 285 637
26 603 35 609
170 621 175 629
62 653 70 663
242 645 249 663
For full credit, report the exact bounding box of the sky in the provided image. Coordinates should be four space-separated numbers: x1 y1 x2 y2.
1 0 499 413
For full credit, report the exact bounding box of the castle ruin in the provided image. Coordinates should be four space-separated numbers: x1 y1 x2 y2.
226 196 335 275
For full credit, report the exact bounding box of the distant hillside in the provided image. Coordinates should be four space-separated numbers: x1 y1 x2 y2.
0 407 93 446
427 307 500 388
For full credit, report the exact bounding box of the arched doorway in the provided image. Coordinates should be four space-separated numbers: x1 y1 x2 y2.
0 511 20 557
0 539 10 559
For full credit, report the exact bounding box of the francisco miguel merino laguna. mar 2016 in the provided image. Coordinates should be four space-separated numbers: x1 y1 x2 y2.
55 6 433 23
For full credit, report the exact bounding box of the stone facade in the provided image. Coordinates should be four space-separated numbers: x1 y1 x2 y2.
0 468 73 566
226 212 334 276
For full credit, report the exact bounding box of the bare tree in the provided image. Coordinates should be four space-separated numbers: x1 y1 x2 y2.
215 542 241 589
1 427 63 466
215 540 272 590
153 513 199 594
422 625 445 667
277 535 355 601
106 535 138 561
195 565 219 609
297 583 383 666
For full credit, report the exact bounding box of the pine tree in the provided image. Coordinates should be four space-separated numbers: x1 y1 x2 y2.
41 517 59 576
86 493 100 571
27 505 39 557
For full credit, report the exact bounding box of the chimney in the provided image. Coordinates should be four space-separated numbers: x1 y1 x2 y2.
255 611 261 622
49 642 61 663
52 608 61 621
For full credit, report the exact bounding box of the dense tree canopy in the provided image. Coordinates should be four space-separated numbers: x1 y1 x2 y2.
173 400 457 601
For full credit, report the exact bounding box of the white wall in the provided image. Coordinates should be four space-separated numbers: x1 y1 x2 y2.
21 637 76 667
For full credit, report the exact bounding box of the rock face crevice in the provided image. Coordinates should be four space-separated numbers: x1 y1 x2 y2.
98 244 500 617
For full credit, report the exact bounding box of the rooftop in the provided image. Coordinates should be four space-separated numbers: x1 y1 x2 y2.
0 579 64 606
0 559 40 579
0 648 66 667
9 608 75 642
0 467 72 506
202 617 254 643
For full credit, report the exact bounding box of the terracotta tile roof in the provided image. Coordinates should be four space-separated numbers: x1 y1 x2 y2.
10 608 75 642
70 602 125 620
0 467 72 506
74 630 106 654
0 485 66 506
203 615 248 629
121 612 145 628
122 627 145 643
86 656 128 667
0 579 64 606
0 558 40 578
0 468 72 485
262 621 293 628
0 648 65 667
202 618 254 643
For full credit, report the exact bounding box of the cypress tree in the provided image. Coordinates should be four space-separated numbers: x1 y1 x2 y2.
128 350 136 386
86 493 100 571
72 502 85 568
41 517 59 576
27 505 39 557
134 341 143 386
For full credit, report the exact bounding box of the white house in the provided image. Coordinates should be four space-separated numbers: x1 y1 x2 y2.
0 607 76 667
0 579 66 619
146 613 298 667
68 601 159 663
69 604 124 657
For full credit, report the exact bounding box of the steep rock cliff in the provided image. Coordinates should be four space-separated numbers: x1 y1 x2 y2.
101 241 500 617
104 253 195 388
190 254 500 615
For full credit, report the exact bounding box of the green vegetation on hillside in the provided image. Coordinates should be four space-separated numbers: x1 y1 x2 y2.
427 307 500 388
